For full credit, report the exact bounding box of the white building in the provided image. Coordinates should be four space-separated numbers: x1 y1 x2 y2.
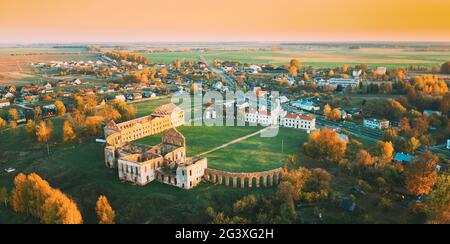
0 99 10 108
352 70 362 77
115 95 126 102
363 118 390 130
247 65 262 74
293 100 320 111
327 78 360 88
245 105 286 126
280 114 316 132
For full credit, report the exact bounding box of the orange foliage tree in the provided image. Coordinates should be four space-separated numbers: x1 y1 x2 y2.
405 152 438 196
11 173 83 224
303 128 347 163
95 195 116 224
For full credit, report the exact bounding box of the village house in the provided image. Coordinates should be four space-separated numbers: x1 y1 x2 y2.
363 118 390 130
245 104 286 126
423 110 442 117
280 114 316 132
394 152 415 164
293 100 320 112
325 78 360 88
0 99 10 108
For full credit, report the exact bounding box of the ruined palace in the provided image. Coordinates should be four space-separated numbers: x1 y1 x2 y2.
104 103 208 190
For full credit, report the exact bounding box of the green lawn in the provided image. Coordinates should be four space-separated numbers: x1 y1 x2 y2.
204 128 308 172
137 126 307 172
137 125 262 157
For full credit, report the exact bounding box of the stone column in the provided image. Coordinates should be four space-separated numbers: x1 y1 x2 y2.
218 176 223 185
225 177 230 186
240 177 245 188
256 177 260 188
248 177 252 188
212 174 217 184
269 175 274 186
233 177 237 188
263 176 267 187
204 174 210 182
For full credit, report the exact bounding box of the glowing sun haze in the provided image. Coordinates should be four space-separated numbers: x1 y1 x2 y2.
1 0 450 43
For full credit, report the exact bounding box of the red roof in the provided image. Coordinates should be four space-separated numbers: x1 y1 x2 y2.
285 113 315 121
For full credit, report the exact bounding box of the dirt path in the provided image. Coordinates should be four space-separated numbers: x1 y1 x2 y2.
194 127 270 158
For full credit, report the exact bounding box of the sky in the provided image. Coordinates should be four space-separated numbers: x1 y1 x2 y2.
1 0 450 43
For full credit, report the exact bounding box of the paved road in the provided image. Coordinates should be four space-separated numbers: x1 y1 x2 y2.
200 55 236 90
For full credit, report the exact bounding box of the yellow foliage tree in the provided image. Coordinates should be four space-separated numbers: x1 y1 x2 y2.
8 109 19 121
11 173 83 224
289 66 298 77
63 120 77 143
0 116 7 129
55 100 66 116
377 141 395 166
36 121 54 155
96 195 116 224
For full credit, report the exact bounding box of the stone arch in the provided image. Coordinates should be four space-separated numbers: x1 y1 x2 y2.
204 168 283 189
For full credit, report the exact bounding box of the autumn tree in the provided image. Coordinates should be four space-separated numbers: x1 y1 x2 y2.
303 128 347 163
290 59 301 70
440 62 450 74
95 195 116 224
328 69 335 77
426 174 450 224
289 66 298 77
35 120 54 155
328 108 342 122
99 104 121 121
63 120 77 143
406 137 421 154
303 72 310 81
112 100 136 121
8 109 19 121
160 67 168 78
355 150 377 167
84 116 103 136
405 152 438 196
377 141 394 166
383 128 398 142
413 75 448 95
0 187 9 206
0 116 6 129
323 104 331 117
440 93 450 115
54 100 66 116
41 189 83 224
25 119 36 138
277 168 308 206
11 173 83 224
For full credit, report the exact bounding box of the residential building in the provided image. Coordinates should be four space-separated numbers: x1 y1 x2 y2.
424 110 442 117
394 153 415 164
0 99 10 108
363 118 390 130
280 114 316 132
292 100 320 111
327 78 360 88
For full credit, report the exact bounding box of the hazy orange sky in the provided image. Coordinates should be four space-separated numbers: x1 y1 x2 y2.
1 0 450 43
